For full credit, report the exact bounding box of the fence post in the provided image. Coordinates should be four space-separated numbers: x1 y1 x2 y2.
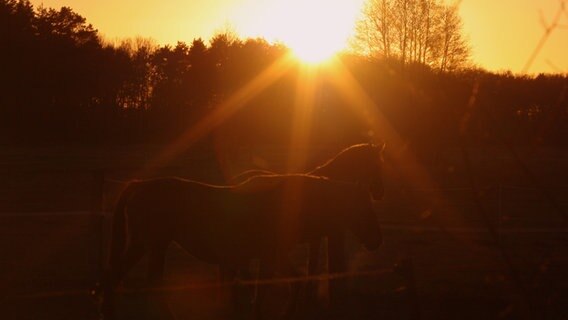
90 170 105 283
395 258 421 320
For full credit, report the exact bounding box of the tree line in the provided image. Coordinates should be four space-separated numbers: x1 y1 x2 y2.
1 0 567 154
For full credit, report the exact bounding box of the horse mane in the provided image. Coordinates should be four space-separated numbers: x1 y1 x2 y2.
233 173 330 193
125 176 237 190
229 169 275 184
228 142 384 184
309 143 377 175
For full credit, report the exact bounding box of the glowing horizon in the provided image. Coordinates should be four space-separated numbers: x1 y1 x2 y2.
231 0 364 64
29 0 568 74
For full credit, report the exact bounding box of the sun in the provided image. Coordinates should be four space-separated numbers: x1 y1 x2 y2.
234 0 364 64
289 37 341 64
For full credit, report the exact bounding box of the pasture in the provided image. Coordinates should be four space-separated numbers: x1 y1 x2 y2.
1 145 567 319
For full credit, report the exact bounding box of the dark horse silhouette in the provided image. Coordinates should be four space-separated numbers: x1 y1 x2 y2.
99 143 384 318
230 143 385 296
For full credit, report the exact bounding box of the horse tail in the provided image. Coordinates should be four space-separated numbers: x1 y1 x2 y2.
108 182 137 268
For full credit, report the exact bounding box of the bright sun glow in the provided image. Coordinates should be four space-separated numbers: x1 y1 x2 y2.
233 0 364 64
290 40 337 64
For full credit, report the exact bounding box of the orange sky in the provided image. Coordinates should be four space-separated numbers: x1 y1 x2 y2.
31 0 568 74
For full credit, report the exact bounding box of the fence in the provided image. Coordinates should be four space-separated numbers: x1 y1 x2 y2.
1 166 567 319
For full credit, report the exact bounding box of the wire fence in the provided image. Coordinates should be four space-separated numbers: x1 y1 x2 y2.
5 169 566 314
8 267 396 301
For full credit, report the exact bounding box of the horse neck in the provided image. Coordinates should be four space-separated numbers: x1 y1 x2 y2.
310 152 363 182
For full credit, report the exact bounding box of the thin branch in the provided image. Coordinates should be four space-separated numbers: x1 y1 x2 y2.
545 59 565 73
522 1 567 73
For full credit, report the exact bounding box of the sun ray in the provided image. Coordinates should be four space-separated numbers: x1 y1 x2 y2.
323 58 471 233
324 59 432 184
145 53 296 170
278 65 321 244
323 59 401 144
285 66 319 173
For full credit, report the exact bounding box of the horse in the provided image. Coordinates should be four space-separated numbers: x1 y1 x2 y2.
144 143 385 288
229 143 386 299
98 173 382 319
231 143 385 202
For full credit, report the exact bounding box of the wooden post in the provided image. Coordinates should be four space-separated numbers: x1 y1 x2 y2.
395 258 421 320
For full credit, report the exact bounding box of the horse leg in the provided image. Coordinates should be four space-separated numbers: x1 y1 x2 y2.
279 259 302 320
220 265 251 319
218 265 236 305
328 232 347 306
147 242 169 285
101 243 147 319
253 260 276 320
146 243 177 320
306 238 321 303
224 267 256 319
252 256 303 319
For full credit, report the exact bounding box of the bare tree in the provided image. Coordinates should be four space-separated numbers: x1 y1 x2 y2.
435 4 470 72
354 0 470 71
355 0 395 59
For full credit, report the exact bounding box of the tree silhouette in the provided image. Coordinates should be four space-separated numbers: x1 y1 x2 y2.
0 0 565 149
35 6 98 45
436 4 470 72
355 0 470 70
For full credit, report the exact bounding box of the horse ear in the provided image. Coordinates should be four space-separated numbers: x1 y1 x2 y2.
370 140 386 152
369 141 386 161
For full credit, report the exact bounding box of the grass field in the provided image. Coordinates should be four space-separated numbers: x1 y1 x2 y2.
1 145 567 319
